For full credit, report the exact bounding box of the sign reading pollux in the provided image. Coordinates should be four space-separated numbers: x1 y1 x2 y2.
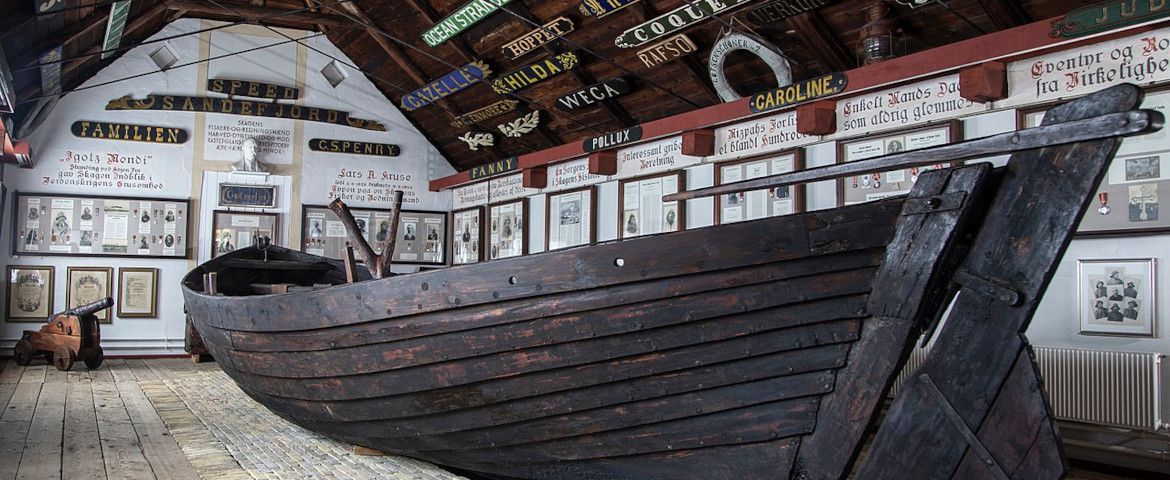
491 52 580 94
583 126 643 152
556 77 631 111
469 157 519 180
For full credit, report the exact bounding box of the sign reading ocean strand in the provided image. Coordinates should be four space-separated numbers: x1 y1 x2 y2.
709 33 792 102
423 0 515 47
616 0 755 48
309 139 400 157
71 121 189 144
451 100 519 128
502 17 574 59
746 0 832 25
638 34 698 68
400 61 491 112
579 0 641 17
491 52 580 94
1051 0 1170 39
106 94 387 131
557 77 631 111
207 79 299 99
749 73 847 113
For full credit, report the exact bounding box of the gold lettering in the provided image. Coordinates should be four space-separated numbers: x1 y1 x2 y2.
308 109 320 121
1121 0 1138 18
211 79 224 92
266 85 277 98
247 82 260 97
163 96 174 109
240 102 253 115
167 129 180 143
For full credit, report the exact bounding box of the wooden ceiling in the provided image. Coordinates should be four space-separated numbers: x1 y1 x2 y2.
0 0 1105 171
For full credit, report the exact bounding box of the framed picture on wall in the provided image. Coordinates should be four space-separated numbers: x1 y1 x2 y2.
715 150 805 224
836 121 961 206
65 266 113 323
451 207 483 265
117 267 158 318
211 211 279 258
488 199 527 260
395 211 447 265
619 172 684 239
546 186 596 251
11 192 190 258
5 265 54 322
1077 258 1157 337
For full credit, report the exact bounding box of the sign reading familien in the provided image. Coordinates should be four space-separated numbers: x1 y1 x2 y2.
469 157 519 180
584 126 643 152
746 0 832 25
309 139 400 157
616 0 755 48
106 94 387 131
423 0 515 47
491 52 580 94
451 100 519 128
1050 0 1170 39
208 79 300 99
400 61 492 111
502 17 574 59
72 121 189 144
749 73 847 113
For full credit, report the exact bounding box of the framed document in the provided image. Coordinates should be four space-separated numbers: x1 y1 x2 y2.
546 187 596 251
716 150 804 224
619 172 684 239
488 199 527 260
117 267 158 318
301 206 446 265
65 266 113 323
452 207 483 265
211 211 279 258
1077 258 1157 337
6 265 54 322
396 211 447 265
837 121 960 206
11 192 190 258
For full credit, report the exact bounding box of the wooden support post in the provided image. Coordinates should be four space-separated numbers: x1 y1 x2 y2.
342 245 358 283
374 191 405 278
328 198 380 277
204 272 218 295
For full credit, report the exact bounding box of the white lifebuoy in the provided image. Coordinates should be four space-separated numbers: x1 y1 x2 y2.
708 33 793 103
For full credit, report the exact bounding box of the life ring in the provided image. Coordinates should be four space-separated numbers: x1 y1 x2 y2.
708 32 792 103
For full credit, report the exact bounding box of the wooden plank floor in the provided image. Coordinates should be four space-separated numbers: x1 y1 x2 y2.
0 356 1156 479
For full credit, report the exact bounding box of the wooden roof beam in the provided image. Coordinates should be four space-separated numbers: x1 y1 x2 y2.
164 0 357 30
786 10 855 72
633 1 720 105
978 0 1031 31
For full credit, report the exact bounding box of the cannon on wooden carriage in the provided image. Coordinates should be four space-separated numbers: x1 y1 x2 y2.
12 297 111 371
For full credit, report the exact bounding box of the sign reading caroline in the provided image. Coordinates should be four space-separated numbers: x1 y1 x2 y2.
579 0 641 17
400 61 492 111
105 94 387 131
423 0 515 47
309 139 400 157
207 79 300 99
749 73 847 113
470 157 519 180
491 52 580 94
71 121 189 144
835 74 982 135
1051 0 1170 38
616 0 755 48
1009 26 1170 104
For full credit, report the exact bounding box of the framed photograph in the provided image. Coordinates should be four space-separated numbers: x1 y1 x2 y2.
618 172 684 239
11 192 190 258
716 150 805 224
451 207 483 265
836 121 961 206
546 186 596 251
396 210 447 265
1077 258 1157 337
6 265 54 322
66 266 113 323
211 210 279 258
488 199 527 260
117 267 158 318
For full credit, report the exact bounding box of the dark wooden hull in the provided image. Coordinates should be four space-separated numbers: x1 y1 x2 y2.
183 85 1152 479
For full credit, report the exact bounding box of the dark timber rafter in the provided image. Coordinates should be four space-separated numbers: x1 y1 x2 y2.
786 10 854 72
977 0 1031 30
633 1 721 105
164 0 356 30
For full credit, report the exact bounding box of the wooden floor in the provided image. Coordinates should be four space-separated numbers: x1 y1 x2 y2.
0 356 1156 479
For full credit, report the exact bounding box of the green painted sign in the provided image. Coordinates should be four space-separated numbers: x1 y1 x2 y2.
615 0 755 49
1051 0 1170 38
423 0 515 47
102 0 132 60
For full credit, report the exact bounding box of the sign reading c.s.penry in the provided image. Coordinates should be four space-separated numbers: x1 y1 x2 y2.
400 61 492 112
219 184 277 208
106 95 387 131
451 100 520 128
309 139 401 157
207 79 300 99
502 17 575 59
491 52 580 94
584 125 644 152
71 121 189 144
469 156 519 180
1050 0 1170 39
749 72 847 113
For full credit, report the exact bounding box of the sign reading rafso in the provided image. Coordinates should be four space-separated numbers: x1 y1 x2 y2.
207 79 300 99
105 95 387 131
491 52 580 94
71 121 189 144
616 0 754 49
584 126 643 152
451 100 520 128
400 61 492 112
1050 0 1170 39
749 73 847 113
309 139 400 157
637 34 698 68
502 17 575 59
746 0 832 25
556 77 631 110
422 0 515 47
579 0 641 17
469 157 519 180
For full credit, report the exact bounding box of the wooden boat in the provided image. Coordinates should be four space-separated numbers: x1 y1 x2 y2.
182 85 1160 479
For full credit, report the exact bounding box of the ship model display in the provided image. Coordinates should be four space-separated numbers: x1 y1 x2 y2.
182 85 1160 479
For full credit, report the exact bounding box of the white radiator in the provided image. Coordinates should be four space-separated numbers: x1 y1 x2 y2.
1034 346 1165 432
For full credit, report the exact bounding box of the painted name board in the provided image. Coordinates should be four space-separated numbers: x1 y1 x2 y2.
1051 0 1170 39
616 136 701 177
400 61 492 111
71 121 189 144
616 0 754 49
579 0 641 17
219 184 277 208
309 139 400 157
453 181 490 209
502 17 575 59
106 95 387 131
746 0 832 25
451 99 519 128
470 157 519 180
491 52 580 94
208 79 300 99
584 126 644 152
423 0 515 47
548 157 608 192
713 111 812 161
101 0 130 60
637 34 698 68
749 73 847 113
1007 26 1170 105
488 173 536 202
835 74 983 135
556 77 631 110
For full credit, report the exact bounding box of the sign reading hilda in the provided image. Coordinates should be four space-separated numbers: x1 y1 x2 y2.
1009 26 1170 105
835 74 984 136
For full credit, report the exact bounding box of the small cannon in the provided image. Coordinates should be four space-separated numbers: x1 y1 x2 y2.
12 297 111 371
